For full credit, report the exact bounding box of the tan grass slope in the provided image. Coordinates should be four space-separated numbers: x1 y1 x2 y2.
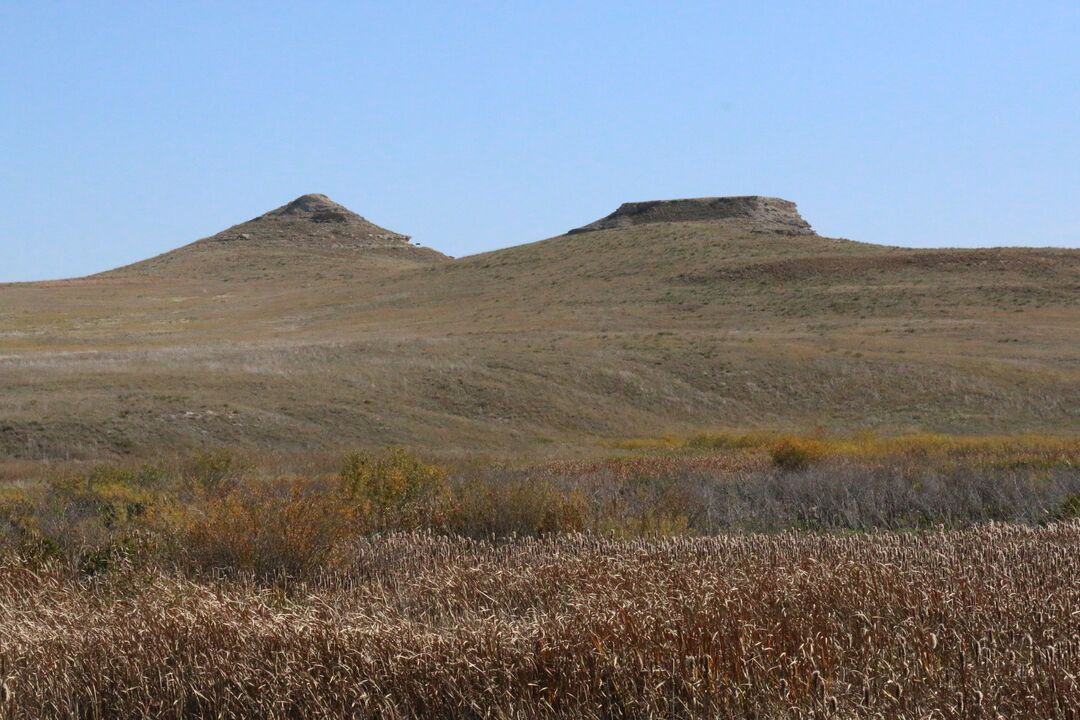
0 194 1077 458
104 193 448 280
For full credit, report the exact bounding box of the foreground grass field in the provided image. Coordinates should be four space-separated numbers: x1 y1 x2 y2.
1 527 1078 718
1 434 1078 717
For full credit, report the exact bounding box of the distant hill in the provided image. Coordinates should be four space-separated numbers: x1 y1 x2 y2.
105 193 447 280
567 196 814 235
1 194 1077 459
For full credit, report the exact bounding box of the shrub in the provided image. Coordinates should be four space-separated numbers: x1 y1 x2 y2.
769 437 829 471
0 465 178 573
85 462 168 490
45 467 170 532
183 449 249 496
687 431 779 450
0 485 47 558
340 448 450 531
1057 494 1080 521
178 476 353 579
450 474 588 536
2 439 1078 577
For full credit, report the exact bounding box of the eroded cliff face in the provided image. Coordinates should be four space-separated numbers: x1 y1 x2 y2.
208 193 420 249
568 196 814 236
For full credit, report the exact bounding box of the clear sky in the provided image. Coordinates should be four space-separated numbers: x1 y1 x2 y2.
1 2 1077 281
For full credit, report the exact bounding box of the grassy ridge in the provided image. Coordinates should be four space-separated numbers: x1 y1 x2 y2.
3 218 1078 457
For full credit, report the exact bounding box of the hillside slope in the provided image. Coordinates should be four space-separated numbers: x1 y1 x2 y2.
105 193 448 281
0 195 1077 459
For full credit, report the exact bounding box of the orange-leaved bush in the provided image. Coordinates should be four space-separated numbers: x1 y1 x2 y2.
178 475 353 578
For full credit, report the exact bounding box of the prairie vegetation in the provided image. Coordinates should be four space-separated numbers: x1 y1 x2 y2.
3 213 1078 458
1 434 1078 717
0 527 1078 718
2 198 1078 716
1 434 1078 577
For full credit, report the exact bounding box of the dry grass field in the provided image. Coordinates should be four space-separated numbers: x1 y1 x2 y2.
1 195 1077 459
0 408 1077 720
2 196 1079 718
1 526 1078 718
0 433 1075 718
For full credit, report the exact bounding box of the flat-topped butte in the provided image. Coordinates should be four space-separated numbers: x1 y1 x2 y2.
568 196 814 236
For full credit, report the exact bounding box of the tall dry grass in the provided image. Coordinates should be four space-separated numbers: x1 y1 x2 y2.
0 440 1078 717
0 525 1078 718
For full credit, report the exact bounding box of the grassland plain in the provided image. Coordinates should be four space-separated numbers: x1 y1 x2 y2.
2 196 1080 718
1 195 1077 458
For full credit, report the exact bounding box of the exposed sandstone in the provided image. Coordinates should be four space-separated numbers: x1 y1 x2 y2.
568 196 814 236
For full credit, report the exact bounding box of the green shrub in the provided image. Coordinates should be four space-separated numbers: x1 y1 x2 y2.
687 431 778 450
86 463 168 490
47 467 168 532
340 448 450 530
0 464 177 572
1057 494 1080 521
184 449 249 496
770 437 829 471
0 486 47 558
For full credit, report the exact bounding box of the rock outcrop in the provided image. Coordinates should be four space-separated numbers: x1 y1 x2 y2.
206 193 422 250
568 196 814 236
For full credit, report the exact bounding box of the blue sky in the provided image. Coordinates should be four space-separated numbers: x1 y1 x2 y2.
1 1 1077 281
